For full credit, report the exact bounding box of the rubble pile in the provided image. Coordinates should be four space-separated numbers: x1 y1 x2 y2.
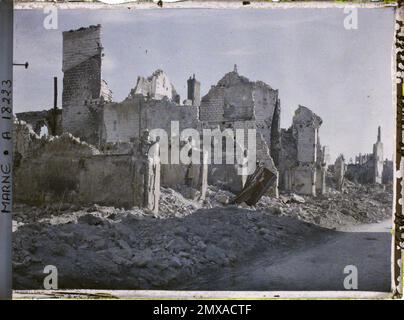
13 204 326 289
258 180 392 229
12 181 392 289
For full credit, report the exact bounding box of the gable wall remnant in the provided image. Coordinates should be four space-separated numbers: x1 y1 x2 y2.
199 69 280 196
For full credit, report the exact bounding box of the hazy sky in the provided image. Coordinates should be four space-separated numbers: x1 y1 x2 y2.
14 8 395 162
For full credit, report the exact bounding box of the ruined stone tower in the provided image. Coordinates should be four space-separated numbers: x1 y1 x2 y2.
187 74 201 107
62 25 110 145
279 106 324 196
373 126 384 184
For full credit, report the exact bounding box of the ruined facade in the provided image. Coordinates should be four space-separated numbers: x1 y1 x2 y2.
100 70 207 198
279 106 327 196
198 65 281 195
13 120 160 212
199 64 281 163
334 155 346 191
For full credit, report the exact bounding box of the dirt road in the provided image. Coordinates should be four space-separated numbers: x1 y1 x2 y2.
190 219 392 291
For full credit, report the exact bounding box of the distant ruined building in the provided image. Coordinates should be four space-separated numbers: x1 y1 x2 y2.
14 24 391 211
346 126 393 185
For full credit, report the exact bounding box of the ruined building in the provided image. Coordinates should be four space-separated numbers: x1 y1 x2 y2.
346 126 392 185
373 126 384 184
13 120 161 212
15 109 62 137
186 74 201 107
334 155 346 191
14 25 333 211
198 64 281 195
279 106 328 196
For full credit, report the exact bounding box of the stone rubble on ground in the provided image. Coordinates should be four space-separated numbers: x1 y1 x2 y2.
12 180 392 289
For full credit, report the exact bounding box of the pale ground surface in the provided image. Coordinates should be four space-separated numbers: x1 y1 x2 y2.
14 219 394 299
187 219 392 291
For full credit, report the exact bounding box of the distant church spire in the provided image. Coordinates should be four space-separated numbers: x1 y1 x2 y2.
377 126 381 142
233 64 238 73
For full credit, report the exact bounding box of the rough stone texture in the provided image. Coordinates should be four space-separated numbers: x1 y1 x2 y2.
202 121 253 193
62 25 111 146
102 94 199 145
334 155 346 191
161 144 208 201
13 131 160 212
13 120 46 170
199 66 281 157
199 67 280 196
279 105 325 196
133 133 160 213
16 109 62 137
129 69 179 102
315 145 329 195
13 120 41 156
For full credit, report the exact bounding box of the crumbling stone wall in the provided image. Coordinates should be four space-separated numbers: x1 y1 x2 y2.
62 25 111 146
16 109 62 137
279 105 325 196
13 119 47 169
315 145 329 195
201 67 253 123
102 95 199 144
161 144 208 201
199 67 280 196
132 133 160 213
200 121 251 194
13 130 160 211
373 126 384 184
334 155 346 191
129 69 179 103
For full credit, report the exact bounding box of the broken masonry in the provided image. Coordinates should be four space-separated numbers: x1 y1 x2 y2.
14 24 391 212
